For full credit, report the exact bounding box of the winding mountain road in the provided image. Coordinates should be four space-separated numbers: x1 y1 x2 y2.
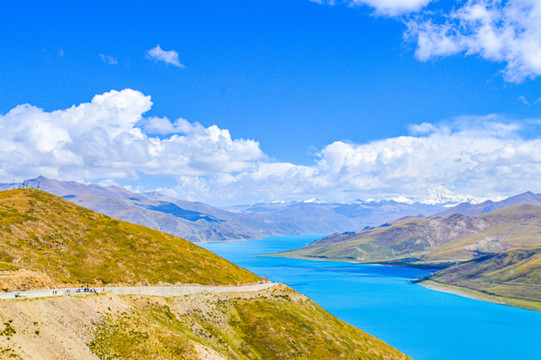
0 282 278 300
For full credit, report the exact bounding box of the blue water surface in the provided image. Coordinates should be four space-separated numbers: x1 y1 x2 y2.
202 235 541 360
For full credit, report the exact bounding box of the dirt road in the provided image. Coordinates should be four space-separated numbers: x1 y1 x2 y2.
0 282 278 300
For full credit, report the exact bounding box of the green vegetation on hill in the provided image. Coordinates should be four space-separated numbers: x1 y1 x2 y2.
0 189 261 289
417 247 541 311
88 285 410 360
0 285 410 359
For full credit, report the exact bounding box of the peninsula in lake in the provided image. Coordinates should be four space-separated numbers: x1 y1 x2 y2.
274 192 541 311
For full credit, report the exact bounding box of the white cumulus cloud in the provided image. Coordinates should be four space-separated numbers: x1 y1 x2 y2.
1 89 540 205
312 0 541 82
159 117 541 205
147 45 186 68
407 0 541 82
350 0 433 16
0 89 263 182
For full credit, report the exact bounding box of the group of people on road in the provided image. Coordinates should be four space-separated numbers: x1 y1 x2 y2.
13 287 106 299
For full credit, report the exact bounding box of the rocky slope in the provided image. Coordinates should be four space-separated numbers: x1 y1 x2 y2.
276 204 541 267
0 285 410 360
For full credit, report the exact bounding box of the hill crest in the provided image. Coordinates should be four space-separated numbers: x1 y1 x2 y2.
0 189 261 291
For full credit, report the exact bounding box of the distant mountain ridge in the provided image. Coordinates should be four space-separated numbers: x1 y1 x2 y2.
277 204 541 266
0 176 448 242
0 176 275 243
227 199 445 232
434 191 541 217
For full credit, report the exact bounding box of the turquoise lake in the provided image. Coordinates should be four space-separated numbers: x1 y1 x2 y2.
202 235 541 360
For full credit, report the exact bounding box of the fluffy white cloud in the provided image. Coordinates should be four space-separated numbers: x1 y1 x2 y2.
159 116 541 205
312 0 541 82
147 45 185 68
0 89 263 182
310 0 432 15
351 0 432 16
139 116 194 135
1 89 540 205
407 0 541 82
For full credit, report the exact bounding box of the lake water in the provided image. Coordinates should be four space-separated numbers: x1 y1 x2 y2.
202 235 541 360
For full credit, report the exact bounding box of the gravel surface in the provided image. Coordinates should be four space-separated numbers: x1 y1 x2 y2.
0 282 278 300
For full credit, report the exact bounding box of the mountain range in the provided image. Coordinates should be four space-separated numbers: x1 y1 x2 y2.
434 191 541 217
0 176 447 242
0 177 270 243
277 204 541 265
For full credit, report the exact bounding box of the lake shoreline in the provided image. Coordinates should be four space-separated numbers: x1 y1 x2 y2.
270 253 541 312
417 280 541 312
204 235 541 360
266 252 448 270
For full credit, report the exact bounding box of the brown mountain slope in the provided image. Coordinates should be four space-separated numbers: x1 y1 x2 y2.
276 204 541 268
275 204 541 309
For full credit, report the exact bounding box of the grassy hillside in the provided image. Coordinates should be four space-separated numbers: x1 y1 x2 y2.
417 247 541 311
0 189 261 290
0 285 410 359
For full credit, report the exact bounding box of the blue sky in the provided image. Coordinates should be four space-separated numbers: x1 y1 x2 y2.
1 0 540 205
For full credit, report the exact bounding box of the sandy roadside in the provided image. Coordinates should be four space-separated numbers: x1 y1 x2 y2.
0 282 278 300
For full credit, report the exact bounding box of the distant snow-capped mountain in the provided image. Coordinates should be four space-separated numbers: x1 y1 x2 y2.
226 199 447 231
9 177 534 243
0 176 271 243
434 191 541 218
